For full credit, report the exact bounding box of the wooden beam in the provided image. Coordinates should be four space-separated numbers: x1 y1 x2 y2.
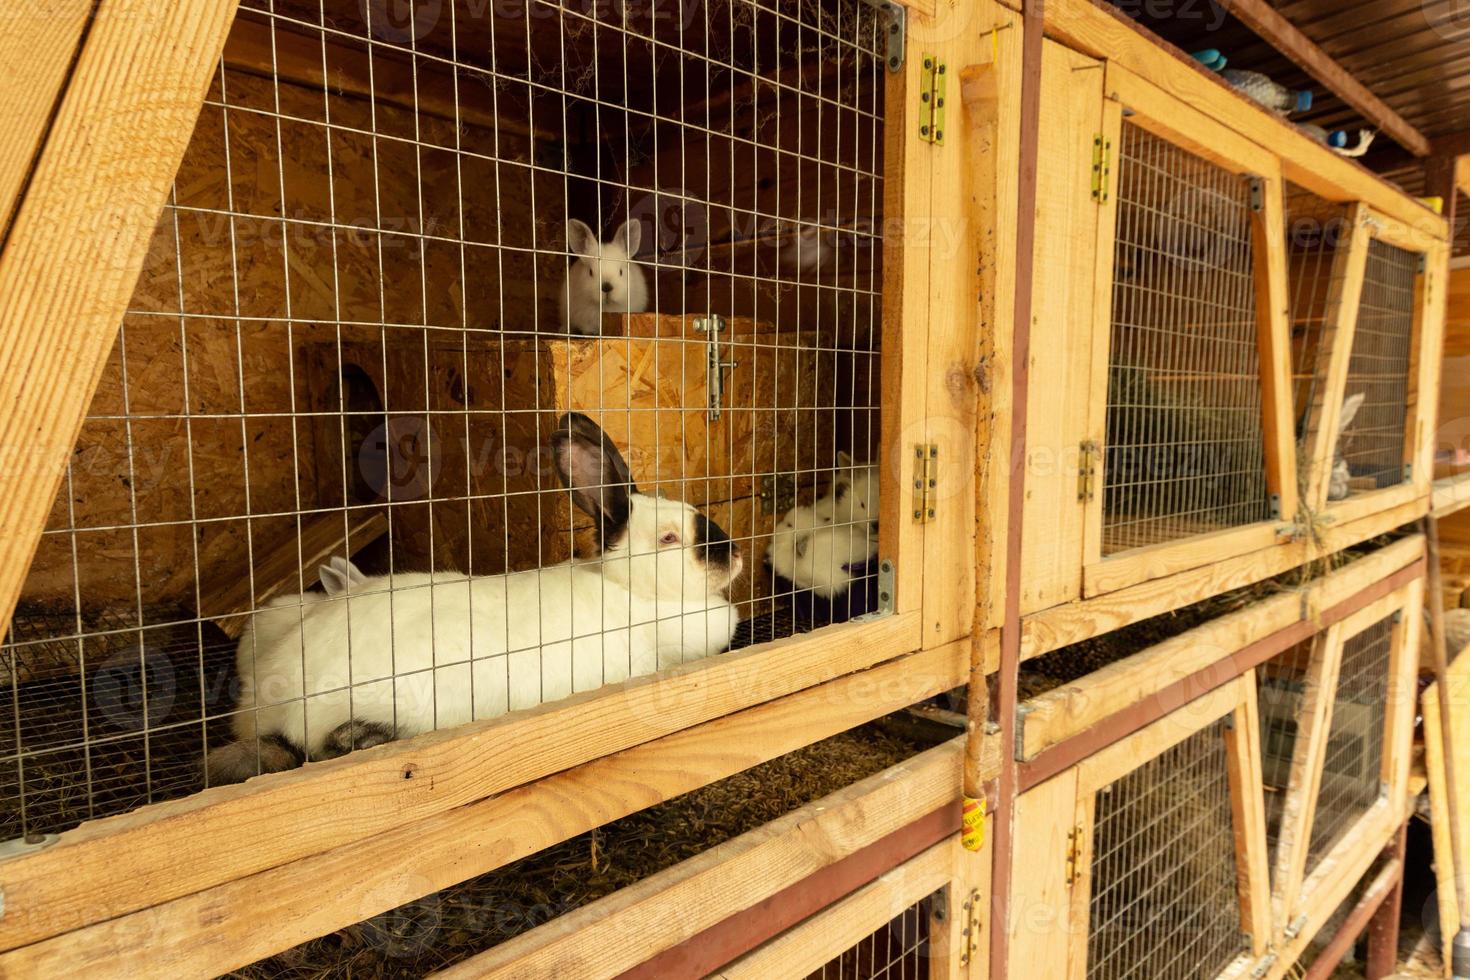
0 0 241 640
436 745 964 979
0 641 973 977
0 1 93 238
0 611 920 954
1221 0 1431 157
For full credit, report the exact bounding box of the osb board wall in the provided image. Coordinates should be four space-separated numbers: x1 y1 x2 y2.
20 40 549 615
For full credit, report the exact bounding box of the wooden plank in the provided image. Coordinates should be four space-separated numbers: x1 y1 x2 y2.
1412 239 1451 500
1083 523 1284 600
1254 170 1302 526
1382 579 1425 805
197 509 389 638
1024 513 1426 660
0 0 241 640
1423 639 1470 977
1319 482 1423 531
1015 40 1102 616
0 609 920 953
0 640 971 977
440 743 963 979
1005 767 1078 980
1039 0 1447 238
1271 625 1344 928
0 1 93 236
1226 680 1273 956
1433 473 1470 519
1219 0 1430 158
714 837 965 980
1019 591 1299 761
880 0 929 620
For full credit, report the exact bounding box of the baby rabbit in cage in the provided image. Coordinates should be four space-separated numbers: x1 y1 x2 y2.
204 413 742 784
560 217 649 334
767 453 879 604
1327 391 1367 501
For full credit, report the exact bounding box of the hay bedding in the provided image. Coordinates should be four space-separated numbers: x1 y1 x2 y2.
227 723 936 979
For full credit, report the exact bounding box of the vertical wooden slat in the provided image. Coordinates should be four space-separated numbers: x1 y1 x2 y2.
0 0 241 637
0 0 94 237
1226 677 1273 955
1253 169 1301 524
1302 203 1372 511
1005 768 1078 979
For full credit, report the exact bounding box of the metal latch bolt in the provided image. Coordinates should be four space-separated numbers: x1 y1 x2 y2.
694 315 737 421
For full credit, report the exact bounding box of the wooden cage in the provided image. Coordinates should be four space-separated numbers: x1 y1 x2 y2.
0 0 1451 975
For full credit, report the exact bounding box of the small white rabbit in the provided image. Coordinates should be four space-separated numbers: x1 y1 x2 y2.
781 222 835 273
559 218 649 335
318 556 367 597
767 453 879 600
1327 391 1367 501
205 413 741 784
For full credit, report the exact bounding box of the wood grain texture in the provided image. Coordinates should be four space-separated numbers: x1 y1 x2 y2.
1253 172 1301 522
0 1 92 236
1005 767 1078 979
1423 638 1470 977
1015 40 1102 616
0 640 969 977
1041 0 1446 237
0 610 920 953
0 0 242 639
439 738 971 979
1227 681 1273 956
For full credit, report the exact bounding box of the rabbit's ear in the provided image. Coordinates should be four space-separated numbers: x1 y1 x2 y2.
319 559 349 596
552 412 635 532
566 219 598 257
1337 391 1367 436
615 218 643 258
836 450 855 470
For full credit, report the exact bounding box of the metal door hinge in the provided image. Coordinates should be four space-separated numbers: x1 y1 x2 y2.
1250 953 1278 978
694 315 737 421
857 0 906 72
959 887 982 965
1077 440 1100 502
912 444 937 522
1064 824 1085 884
918 55 946 144
1091 135 1112 202
1248 175 1265 212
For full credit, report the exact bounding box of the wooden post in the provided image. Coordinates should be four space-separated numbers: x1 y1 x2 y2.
1364 822 1409 979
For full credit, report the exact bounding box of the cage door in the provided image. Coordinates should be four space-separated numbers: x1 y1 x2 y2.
1079 64 1296 600
1264 578 1421 938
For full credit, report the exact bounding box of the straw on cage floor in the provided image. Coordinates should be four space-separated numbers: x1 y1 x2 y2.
226 723 937 979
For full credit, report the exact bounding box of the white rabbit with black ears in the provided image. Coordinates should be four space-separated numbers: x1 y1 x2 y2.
560 217 650 334
205 413 741 784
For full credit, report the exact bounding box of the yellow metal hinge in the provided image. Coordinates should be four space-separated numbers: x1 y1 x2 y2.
912 444 938 523
918 55 946 144
1091 134 1111 202
1064 824 1085 884
1077 440 1099 502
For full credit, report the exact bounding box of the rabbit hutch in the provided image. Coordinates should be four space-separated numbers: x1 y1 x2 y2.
0 0 1451 977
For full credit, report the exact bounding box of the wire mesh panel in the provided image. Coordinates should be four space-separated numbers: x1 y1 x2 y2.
1306 616 1392 868
1336 241 1417 496
2 0 889 839
1103 123 1272 555
806 892 936 980
1087 719 1245 980
1282 184 1350 461
1254 635 1319 867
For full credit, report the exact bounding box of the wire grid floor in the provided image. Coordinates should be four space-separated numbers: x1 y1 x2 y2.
1086 718 1246 980
805 891 936 980
11 0 889 828
1338 239 1416 495
1103 122 1272 556
1282 183 1351 448
1255 636 1319 871
0 608 236 841
1306 616 1392 869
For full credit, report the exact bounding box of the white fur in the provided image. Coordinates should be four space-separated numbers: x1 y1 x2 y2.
767 454 879 599
559 218 650 335
1327 391 1366 502
220 417 740 764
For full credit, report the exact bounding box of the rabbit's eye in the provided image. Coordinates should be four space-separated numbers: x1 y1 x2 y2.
618 269 624 277
587 267 594 278
659 531 680 546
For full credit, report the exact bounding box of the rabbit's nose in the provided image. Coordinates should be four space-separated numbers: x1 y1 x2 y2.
601 282 613 294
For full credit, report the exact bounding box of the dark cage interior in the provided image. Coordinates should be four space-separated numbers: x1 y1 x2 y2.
2 0 889 839
1104 122 1272 555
